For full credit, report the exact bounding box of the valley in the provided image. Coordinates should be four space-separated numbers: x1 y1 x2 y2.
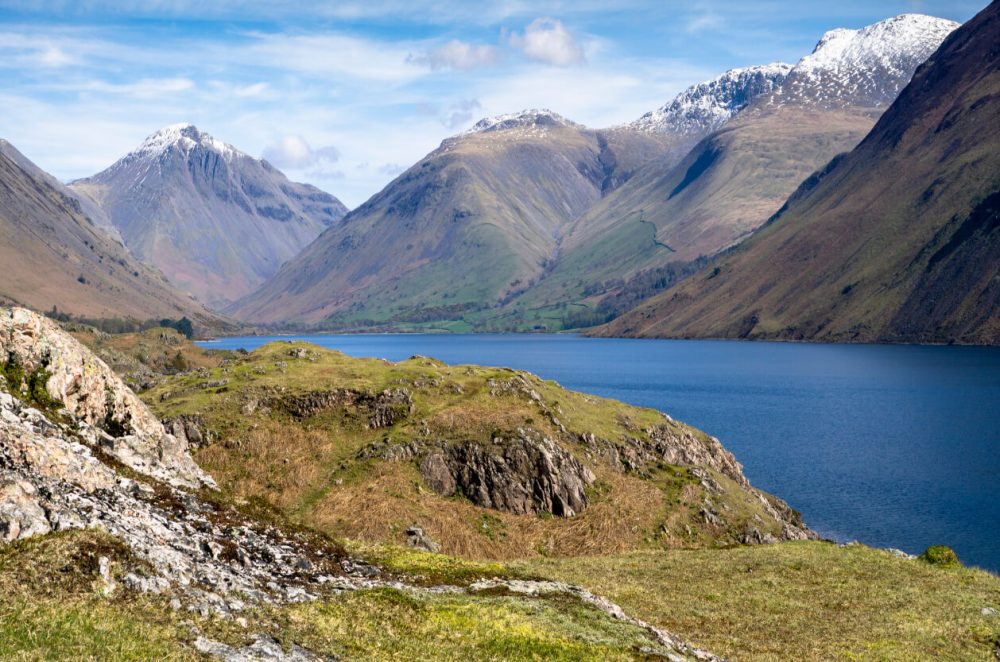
0 2 997 660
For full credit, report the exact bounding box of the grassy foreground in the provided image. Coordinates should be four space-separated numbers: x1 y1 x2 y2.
522 540 1000 661
0 531 680 661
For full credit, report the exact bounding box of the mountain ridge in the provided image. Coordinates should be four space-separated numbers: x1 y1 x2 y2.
0 139 224 327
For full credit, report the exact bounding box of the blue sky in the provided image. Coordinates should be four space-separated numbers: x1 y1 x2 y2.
0 1 983 207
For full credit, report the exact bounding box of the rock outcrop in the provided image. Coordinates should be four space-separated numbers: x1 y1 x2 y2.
361 428 597 518
0 308 212 488
421 430 596 517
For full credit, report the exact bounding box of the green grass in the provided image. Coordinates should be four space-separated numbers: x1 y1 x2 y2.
521 540 1000 661
273 588 667 661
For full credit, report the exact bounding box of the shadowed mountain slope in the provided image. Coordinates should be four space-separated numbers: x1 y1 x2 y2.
598 2 1000 345
0 140 222 327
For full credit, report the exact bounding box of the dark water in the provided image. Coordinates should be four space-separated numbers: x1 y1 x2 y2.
199 334 1000 573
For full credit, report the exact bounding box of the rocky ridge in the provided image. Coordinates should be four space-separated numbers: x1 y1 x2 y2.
626 63 792 136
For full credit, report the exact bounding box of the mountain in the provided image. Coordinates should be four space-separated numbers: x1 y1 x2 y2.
624 63 793 136
0 139 222 326
597 3 1000 345
504 14 960 331
69 124 347 309
228 110 678 327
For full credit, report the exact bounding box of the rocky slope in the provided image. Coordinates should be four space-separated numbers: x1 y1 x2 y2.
70 125 348 309
228 110 678 327
0 140 222 327
597 2 999 344
0 306 723 659
625 63 792 137
507 13 960 331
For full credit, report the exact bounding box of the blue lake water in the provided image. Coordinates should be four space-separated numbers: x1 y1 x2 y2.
199 334 1000 573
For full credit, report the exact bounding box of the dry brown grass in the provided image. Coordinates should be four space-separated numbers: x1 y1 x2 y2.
310 463 674 560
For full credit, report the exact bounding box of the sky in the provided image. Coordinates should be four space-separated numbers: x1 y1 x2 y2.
0 1 984 207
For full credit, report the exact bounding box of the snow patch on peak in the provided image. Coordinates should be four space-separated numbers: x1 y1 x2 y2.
463 109 579 135
625 63 792 136
796 13 958 76
131 124 246 162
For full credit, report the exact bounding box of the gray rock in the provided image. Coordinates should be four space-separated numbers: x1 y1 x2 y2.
405 525 441 553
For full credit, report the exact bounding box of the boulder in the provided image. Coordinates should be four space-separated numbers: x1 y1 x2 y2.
0 307 213 488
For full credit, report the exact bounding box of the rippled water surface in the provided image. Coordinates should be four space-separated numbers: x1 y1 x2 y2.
200 334 1000 573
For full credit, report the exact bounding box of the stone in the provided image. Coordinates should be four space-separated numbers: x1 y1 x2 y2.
0 478 50 542
405 525 441 553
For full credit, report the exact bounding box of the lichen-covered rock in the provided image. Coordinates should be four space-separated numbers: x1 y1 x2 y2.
0 307 212 488
423 429 596 517
0 478 50 542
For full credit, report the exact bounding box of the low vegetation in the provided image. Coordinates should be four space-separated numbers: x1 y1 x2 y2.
0 530 677 660
522 541 1000 660
8 328 996 659
141 340 803 559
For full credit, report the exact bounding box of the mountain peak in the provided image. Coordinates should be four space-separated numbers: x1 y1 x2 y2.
131 123 243 161
779 13 960 106
625 63 793 136
463 109 579 135
801 13 958 73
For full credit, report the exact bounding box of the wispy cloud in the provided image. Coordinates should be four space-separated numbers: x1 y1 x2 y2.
408 40 502 71
685 13 725 34
0 1 980 207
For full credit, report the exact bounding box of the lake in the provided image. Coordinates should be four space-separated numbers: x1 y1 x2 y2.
199 334 1000 573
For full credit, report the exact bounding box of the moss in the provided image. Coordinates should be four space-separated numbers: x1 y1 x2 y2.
1 358 61 416
918 545 962 568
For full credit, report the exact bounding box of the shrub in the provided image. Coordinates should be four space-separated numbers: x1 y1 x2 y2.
918 545 961 567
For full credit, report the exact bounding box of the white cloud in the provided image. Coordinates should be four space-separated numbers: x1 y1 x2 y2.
408 40 501 71
378 162 406 176
262 135 340 170
36 45 74 66
507 18 584 66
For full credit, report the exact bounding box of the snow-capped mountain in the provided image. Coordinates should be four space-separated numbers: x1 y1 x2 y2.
773 13 960 107
628 13 958 135
626 63 792 135
70 125 348 308
126 123 240 163
463 109 581 135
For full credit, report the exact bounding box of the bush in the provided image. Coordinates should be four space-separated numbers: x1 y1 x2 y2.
918 545 961 567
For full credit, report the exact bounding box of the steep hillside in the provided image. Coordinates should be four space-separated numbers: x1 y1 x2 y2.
506 14 959 331
599 3 1000 344
70 125 347 308
0 140 222 327
229 64 809 330
228 111 677 327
